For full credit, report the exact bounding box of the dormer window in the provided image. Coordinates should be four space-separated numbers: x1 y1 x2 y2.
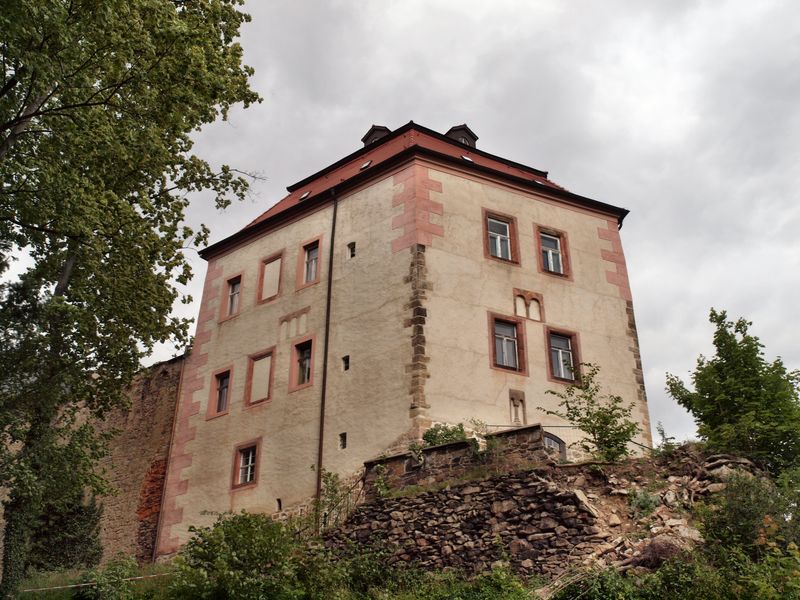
445 124 478 148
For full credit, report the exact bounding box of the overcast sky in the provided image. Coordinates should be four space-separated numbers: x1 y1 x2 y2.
158 0 800 442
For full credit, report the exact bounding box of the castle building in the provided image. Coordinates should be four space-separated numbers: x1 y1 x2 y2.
155 122 651 556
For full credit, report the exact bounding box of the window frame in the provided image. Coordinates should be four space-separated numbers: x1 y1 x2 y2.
289 334 316 393
207 366 234 419
295 236 323 290
487 312 528 376
482 209 520 266
535 225 572 280
231 437 261 490
220 273 244 321
244 347 276 407
545 327 581 383
257 251 284 304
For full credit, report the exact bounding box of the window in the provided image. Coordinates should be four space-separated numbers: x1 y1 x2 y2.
215 371 230 412
540 233 562 274
238 446 257 484
342 355 350 371
289 336 315 392
226 275 241 317
297 341 312 384
482 210 519 264
296 237 322 289
549 331 576 380
536 226 571 278
276 498 282 511
488 218 511 260
258 253 282 303
339 432 347 449
304 242 318 283
494 321 518 369
543 433 567 461
347 242 356 258
245 349 274 406
231 438 261 489
488 314 527 375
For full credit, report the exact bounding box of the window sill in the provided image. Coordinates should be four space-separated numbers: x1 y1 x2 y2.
486 255 520 267
231 481 258 491
288 381 314 394
489 363 529 377
244 398 271 409
205 410 230 421
218 312 241 325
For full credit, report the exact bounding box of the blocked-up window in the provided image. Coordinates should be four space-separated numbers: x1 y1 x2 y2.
247 351 273 405
260 256 282 301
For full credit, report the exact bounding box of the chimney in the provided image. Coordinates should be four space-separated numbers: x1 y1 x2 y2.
361 125 392 146
445 124 478 148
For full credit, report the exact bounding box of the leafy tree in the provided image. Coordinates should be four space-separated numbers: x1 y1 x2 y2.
0 1 259 595
28 493 103 572
540 363 641 462
666 309 800 474
423 423 468 447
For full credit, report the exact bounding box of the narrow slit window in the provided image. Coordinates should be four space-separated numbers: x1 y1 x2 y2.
347 242 356 258
338 432 347 449
342 355 350 371
276 498 282 511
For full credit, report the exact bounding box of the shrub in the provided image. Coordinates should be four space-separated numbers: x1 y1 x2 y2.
629 489 660 518
422 423 467 447
541 363 640 462
170 512 303 600
700 472 800 560
75 554 139 600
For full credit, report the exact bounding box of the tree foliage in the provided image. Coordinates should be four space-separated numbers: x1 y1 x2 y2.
0 1 259 595
666 309 800 474
541 363 641 462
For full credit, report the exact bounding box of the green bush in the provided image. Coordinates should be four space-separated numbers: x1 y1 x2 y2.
422 423 468 447
75 554 139 600
541 364 640 462
170 512 304 600
699 473 800 559
629 489 660 518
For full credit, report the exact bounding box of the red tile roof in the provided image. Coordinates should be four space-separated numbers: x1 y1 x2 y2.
200 122 626 259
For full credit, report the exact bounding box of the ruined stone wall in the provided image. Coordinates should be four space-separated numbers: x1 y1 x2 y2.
328 468 603 578
363 424 550 500
97 356 183 562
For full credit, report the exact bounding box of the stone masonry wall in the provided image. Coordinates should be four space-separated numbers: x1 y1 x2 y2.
363 424 550 500
97 356 183 562
327 468 602 578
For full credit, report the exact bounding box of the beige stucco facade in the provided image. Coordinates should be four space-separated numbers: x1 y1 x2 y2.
156 123 651 555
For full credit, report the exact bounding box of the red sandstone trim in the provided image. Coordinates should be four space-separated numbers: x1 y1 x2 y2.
218 271 244 323
256 250 284 304
513 289 545 322
295 235 323 291
279 305 311 325
230 437 262 490
597 219 632 301
486 311 529 377
156 259 224 555
544 326 582 385
244 346 276 407
482 208 521 266
288 333 317 393
535 224 573 281
205 365 234 420
391 164 445 253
